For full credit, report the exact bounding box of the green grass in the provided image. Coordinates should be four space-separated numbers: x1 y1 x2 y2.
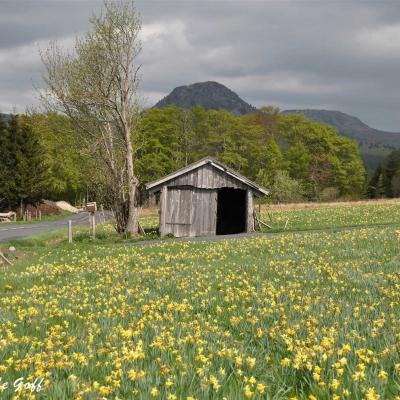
0 224 399 399
0 216 159 254
3 203 400 255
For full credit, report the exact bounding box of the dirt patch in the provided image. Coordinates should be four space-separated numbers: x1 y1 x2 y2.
56 201 79 213
140 207 158 216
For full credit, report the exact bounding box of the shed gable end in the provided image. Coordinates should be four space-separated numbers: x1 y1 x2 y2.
165 163 248 191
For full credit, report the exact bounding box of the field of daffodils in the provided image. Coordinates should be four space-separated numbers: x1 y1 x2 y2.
0 224 400 399
262 202 400 232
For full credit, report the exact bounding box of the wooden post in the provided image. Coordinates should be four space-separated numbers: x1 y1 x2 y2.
159 185 168 237
92 213 96 239
68 220 73 243
101 204 105 223
247 190 254 232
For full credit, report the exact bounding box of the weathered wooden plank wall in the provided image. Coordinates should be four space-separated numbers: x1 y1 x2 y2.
162 187 218 237
191 189 217 236
158 164 258 238
168 164 249 191
165 188 192 237
159 185 168 237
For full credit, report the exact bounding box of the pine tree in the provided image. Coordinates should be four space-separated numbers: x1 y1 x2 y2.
14 116 50 209
0 116 18 210
0 117 9 210
0 115 50 212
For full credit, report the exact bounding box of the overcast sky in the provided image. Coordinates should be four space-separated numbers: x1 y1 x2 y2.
1 1 400 131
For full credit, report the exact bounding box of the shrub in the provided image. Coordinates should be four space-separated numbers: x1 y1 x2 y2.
319 187 340 202
271 170 305 203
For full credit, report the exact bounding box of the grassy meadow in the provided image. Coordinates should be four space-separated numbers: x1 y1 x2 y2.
140 201 400 235
4 201 400 252
0 216 400 399
261 202 400 232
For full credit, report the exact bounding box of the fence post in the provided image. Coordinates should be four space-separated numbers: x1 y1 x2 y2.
101 204 105 224
68 220 73 243
92 213 96 239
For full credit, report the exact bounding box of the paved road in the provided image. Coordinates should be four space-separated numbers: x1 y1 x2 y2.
0 212 105 243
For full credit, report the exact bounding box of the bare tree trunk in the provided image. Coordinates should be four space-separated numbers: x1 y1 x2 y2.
125 131 139 235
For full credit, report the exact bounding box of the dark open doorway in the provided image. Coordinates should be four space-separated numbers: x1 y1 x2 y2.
216 188 247 235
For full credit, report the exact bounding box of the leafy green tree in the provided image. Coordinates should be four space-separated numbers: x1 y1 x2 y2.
134 106 366 202
278 114 365 199
135 106 184 183
41 1 142 234
255 140 283 187
284 141 311 181
270 170 305 203
26 112 86 203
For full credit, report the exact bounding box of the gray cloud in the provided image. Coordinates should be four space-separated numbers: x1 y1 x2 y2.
1 0 400 131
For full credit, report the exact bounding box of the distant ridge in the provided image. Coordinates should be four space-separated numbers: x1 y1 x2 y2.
282 109 400 170
154 81 400 170
282 109 400 144
154 81 256 115
0 113 10 122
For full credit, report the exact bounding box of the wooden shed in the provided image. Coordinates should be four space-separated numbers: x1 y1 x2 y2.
146 157 269 237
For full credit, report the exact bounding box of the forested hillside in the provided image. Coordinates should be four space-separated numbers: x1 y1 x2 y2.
0 106 366 211
283 109 400 170
136 106 365 201
155 82 400 171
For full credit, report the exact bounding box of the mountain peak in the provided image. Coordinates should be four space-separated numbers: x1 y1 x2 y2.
154 81 256 115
